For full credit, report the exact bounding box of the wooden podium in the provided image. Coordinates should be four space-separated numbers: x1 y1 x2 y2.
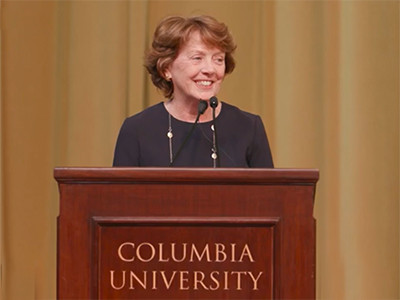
55 168 318 299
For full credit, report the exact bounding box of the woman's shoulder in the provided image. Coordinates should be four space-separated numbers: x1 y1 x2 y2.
119 102 166 135
221 102 261 122
124 102 166 124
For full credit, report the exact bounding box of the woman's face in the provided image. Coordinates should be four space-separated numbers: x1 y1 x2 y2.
165 31 226 103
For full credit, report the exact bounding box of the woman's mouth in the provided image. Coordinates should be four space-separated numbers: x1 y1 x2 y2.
196 80 213 87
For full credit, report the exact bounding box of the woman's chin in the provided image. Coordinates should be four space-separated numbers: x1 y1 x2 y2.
196 91 218 101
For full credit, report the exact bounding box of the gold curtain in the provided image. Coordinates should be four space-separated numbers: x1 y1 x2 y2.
1 1 398 299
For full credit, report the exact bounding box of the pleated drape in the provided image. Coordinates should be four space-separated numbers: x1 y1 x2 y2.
1 1 398 299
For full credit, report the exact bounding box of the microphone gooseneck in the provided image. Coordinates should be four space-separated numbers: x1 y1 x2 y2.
209 96 220 168
169 100 208 166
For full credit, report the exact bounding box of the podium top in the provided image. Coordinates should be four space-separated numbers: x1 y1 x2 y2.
54 167 319 185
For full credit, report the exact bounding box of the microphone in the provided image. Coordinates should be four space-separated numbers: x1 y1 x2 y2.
169 100 208 166
209 96 220 167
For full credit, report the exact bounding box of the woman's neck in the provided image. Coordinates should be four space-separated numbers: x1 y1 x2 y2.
164 98 221 123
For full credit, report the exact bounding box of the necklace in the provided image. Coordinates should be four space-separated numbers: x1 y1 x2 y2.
167 113 174 164
167 113 217 167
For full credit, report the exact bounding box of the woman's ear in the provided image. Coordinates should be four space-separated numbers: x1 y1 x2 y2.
164 70 172 81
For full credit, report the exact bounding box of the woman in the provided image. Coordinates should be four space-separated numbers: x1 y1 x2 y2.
113 15 273 168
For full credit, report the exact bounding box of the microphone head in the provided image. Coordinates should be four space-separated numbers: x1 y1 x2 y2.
209 96 219 108
198 100 208 115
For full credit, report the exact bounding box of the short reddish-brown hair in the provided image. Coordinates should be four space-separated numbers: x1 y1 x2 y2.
145 15 237 99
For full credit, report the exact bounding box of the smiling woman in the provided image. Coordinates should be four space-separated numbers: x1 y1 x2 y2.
113 15 274 168
163 31 226 113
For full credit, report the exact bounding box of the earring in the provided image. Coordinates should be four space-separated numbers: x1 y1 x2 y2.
165 75 171 81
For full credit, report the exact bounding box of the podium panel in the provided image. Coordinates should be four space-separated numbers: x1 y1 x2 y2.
55 168 318 299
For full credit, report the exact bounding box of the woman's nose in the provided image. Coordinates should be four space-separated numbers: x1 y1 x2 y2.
200 58 216 73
